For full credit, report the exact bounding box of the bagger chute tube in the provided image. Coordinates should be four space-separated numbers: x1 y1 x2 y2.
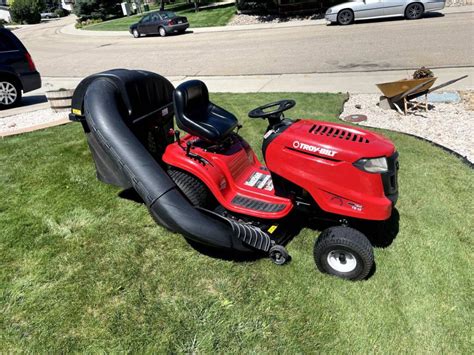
70 69 399 281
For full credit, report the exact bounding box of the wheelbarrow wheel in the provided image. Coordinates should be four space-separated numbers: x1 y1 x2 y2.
314 226 374 281
405 3 424 20
337 9 354 25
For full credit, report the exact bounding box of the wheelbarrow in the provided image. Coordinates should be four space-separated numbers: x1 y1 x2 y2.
376 75 468 115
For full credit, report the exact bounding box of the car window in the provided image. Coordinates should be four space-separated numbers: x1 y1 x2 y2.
0 33 18 52
141 14 151 23
160 12 176 20
152 14 160 21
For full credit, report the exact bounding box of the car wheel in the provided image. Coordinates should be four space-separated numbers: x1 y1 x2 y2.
158 27 166 37
0 79 21 110
132 28 140 38
337 9 354 25
405 3 424 20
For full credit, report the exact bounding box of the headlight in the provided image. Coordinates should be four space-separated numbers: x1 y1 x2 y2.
354 157 388 173
326 9 332 14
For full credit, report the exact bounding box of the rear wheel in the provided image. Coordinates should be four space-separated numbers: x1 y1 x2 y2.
132 28 141 38
158 27 167 37
168 168 208 207
337 9 354 25
405 3 424 20
0 79 21 109
314 226 374 280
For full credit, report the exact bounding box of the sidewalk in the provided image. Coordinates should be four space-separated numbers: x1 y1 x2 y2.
2 66 472 120
60 5 474 37
26 67 474 95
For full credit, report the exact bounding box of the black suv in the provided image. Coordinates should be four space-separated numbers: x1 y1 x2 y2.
0 28 41 109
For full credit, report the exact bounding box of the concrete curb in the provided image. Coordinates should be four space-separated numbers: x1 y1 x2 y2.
60 19 326 37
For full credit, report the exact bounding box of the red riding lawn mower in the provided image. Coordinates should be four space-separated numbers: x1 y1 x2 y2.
70 69 399 281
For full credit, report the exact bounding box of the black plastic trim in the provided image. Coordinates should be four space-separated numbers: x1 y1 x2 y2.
76 69 256 254
232 195 286 213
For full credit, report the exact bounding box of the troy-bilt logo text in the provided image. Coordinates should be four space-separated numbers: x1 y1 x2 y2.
292 141 337 157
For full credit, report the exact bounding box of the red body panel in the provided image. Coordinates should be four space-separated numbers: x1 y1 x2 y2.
164 119 396 222
265 120 395 220
163 134 293 219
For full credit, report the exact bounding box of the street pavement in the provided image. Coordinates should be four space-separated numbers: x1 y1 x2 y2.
3 6 473 117
13 7 474 77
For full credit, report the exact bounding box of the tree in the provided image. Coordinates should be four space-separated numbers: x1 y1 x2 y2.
10 0 45 24
74 0 122 20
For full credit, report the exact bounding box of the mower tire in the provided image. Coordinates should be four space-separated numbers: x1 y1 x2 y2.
269 245 290 265
314 226 374 281
168 168 208 207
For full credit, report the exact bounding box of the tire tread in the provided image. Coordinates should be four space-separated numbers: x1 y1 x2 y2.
168 168 208 207
314 226 374 280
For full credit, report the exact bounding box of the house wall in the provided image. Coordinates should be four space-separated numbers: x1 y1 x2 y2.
62 0 74 11
0 5 11 23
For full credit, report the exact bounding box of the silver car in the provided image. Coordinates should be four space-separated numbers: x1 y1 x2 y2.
325 0 446 25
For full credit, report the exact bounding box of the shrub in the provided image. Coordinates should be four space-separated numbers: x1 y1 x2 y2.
74 18 103 29
236 0 347 14
10 0 44 24
54 7 70 18
74 0 122 21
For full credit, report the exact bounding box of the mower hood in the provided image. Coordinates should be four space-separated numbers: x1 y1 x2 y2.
275 120 395 163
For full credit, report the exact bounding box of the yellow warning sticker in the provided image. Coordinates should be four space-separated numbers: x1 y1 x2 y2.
268 225 278 234
72 108 82 115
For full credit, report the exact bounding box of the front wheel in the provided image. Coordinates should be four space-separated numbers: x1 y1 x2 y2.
158 27 167 37
337 9 354 25
132 28 141 38
269 245 290 265
405 3 424 20
314 226 374 280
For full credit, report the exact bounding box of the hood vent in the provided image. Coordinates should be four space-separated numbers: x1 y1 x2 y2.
309 124 370 143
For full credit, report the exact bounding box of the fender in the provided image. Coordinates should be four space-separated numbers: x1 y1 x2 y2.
0 67 22 89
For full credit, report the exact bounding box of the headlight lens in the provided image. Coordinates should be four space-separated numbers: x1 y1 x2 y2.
326 9 332 14
354 157 388 173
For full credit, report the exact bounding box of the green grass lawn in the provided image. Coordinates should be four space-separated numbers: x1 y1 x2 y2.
1 93 472 352
83 3 236 31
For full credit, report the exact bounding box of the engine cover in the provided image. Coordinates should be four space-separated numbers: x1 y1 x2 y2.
264 120 397 221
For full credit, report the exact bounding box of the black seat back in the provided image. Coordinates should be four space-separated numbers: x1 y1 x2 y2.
173 80 238 142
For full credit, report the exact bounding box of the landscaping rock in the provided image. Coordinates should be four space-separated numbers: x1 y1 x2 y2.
340 93 474 163
0 108 68 135
228 13 323 26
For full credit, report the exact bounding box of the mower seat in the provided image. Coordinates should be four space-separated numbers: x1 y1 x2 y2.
173 80 238 142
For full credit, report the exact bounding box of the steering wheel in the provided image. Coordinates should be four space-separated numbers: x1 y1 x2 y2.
248 99 296 119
